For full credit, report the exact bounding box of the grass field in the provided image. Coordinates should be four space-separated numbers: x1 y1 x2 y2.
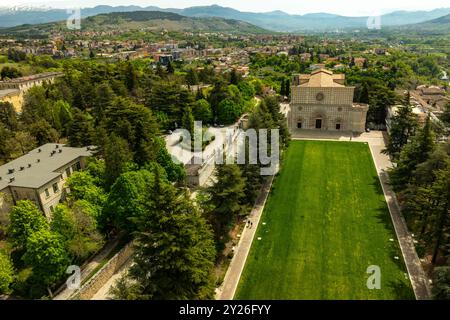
235 140 414 300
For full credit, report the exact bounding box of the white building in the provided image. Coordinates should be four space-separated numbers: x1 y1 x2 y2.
0 143 95 223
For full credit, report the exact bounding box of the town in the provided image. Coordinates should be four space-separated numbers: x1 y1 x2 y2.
0 2 449 306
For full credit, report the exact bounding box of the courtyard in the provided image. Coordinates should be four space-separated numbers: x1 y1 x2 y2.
235 140 414 299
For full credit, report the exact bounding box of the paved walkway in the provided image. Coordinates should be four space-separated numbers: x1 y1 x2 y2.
53 237 122 300
91 258 133 300
293 130 431 300
216 175 274 300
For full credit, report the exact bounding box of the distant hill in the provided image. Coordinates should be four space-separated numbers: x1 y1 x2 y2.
0 11 269 35
1 5 450 31
388 13 450 34
419 13 450 25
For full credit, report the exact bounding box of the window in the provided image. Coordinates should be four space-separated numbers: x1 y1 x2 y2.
52 183 59 193
50 206 54 213
45 188 50 198
336 123 341 130
72 162 82 172
338 107 343 112
297 122 302 129
65 167 71 178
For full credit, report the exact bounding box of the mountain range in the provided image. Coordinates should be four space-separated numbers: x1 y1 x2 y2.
1 4 450 31
0 11 268 36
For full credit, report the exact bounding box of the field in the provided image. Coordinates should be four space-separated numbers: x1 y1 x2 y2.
235 140 414 300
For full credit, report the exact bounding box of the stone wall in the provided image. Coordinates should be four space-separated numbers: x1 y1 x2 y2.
72 242 134 300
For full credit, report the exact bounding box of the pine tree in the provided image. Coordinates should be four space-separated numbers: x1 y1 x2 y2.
280 78 285 96
104 134 133 187
285 79 291 97
207 163 246 244
126 174 216 299
166 61 174 74
384 105 417 160
181 106 195 138
390 116 435 190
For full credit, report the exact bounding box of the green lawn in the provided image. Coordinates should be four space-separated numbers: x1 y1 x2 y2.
235 140 414 300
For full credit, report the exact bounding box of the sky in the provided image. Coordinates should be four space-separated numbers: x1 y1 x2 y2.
2 0 449 16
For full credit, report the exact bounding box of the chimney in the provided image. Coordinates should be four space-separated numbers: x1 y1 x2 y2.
9 177 15 183
28 164 31 168
37 159 40 163
8 168 14 174
38 148 41 153
20 166 25 171
58 149 62 153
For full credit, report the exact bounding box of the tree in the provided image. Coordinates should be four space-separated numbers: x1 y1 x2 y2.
122 174 216 299
285 79 291 97
384 105 417 159
7 200 48 250
29 119 59 145
166 61 174 74
104 134 133 187
104 169 154 233
51 203 103 261
23 229 70 295
217 99 242 125
0 101 18 131
230 69 239 85
93 83 115 124
0 251 14 294
186 69 198 86
237 81 255 101
4 131 37 158
181 106 195 137
349 57 355 68
146 81 193 128
390 116 435 190
52 100 73 135
65 171 107 213
428 168 450 264
207 163 246 243
432 264 450 300
67 108 95 147
124 62 137 92
440 101 450 126
192 99 212 124
1 66 22 80
280 78 286 96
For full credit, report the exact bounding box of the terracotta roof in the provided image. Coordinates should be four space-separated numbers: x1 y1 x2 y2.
298 69 345 87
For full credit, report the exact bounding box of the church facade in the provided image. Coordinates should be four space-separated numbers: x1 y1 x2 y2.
288 69 368 133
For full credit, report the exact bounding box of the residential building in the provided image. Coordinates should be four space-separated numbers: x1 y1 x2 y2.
0 143 95 223
0 72 63 112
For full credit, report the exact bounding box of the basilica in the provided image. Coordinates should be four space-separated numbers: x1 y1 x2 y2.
288 68 368 133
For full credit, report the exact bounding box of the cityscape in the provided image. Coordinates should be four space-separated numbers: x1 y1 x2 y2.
0 0 449 311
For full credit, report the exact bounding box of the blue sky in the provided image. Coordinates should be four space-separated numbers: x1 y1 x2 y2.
4 0 450 16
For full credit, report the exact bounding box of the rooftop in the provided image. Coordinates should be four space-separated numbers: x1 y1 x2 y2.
0 72 63 85
295 69 346 88
0 143 94 191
